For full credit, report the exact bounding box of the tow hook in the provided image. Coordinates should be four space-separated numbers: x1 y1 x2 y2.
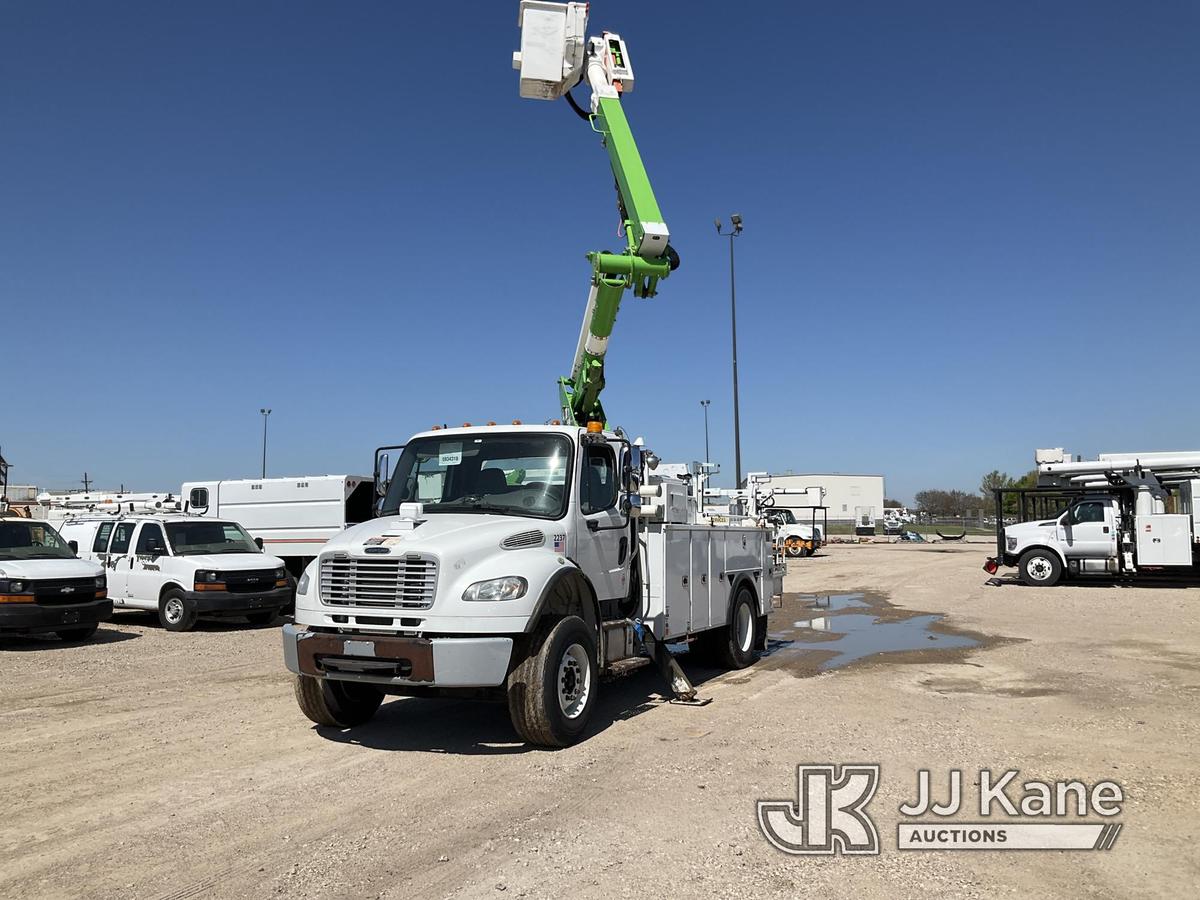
982 557 999 575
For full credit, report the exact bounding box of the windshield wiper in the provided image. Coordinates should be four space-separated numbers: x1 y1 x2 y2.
436 501 518 516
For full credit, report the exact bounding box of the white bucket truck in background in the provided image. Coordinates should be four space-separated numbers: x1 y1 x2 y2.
986 448 1200 586
283 425 781 746
181 475 373 577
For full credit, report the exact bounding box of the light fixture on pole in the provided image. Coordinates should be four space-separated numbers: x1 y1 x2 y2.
259 408 272 479
700 399 711 465
714 214 744 487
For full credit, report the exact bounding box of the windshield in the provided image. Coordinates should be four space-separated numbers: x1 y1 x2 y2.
0 519 76 560
165 521 261 556
769 509 797 525
381 433 573 520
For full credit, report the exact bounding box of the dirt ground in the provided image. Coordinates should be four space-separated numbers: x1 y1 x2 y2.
3 542 1198 900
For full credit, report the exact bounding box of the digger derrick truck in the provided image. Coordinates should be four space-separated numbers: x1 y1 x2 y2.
282 3 781 747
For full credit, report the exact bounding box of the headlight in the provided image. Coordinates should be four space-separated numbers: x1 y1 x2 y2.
462 576 527 602
94 576 105 589
0 579 28 594
196 570 220 583
297 571 311 595
274 568 286 580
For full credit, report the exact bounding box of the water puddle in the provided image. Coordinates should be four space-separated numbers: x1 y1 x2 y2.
760 591 988 677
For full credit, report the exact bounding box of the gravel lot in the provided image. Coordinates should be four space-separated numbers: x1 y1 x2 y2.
2 542 1198 899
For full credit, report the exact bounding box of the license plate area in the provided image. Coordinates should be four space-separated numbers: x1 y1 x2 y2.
296 632 433 682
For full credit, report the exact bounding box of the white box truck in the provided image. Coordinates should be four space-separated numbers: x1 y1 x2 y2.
181 475 373 576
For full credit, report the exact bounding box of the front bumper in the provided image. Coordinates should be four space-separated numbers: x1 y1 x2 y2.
0 599 113 635
282 623 513 688
185 586 292 616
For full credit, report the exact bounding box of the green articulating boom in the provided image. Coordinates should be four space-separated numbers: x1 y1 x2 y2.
558 94 677 428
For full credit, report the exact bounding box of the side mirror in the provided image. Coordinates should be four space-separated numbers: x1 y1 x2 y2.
68 540 79 554
375 452 390 498
254 537 264 550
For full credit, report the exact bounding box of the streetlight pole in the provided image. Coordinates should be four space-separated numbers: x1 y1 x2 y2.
700 399 711 465
715 214 743 487
259 408 271 479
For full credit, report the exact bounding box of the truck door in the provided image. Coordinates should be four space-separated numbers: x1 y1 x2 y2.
104 521 138 604
574 442 627 603
127 522 169 607
1059 500 1117 558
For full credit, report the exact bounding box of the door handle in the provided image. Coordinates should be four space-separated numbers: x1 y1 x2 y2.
1103 527 1110 533
618 537 628 565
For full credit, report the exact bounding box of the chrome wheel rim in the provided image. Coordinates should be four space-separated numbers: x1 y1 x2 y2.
557 642 592 720
164 597 185 624
1027 556 1054 581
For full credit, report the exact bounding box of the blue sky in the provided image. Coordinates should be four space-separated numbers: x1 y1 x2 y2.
2 1 1197 503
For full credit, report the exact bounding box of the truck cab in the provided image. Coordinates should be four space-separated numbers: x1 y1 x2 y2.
1000 496 1121 585
283 424 777 746
0 513 110 642
763 508 822 557
59 515 291 631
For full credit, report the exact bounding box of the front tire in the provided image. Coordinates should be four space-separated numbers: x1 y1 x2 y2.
715 586 760 669
1018 549 1062 586
293 675 383 727
506 616 597 748
783 536 805 558
158 589 198 632
56 624 99 642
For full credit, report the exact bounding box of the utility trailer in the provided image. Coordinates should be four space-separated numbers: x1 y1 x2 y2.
182 476 373 577
985 449 1200 585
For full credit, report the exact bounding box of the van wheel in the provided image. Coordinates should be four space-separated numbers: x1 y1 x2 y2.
1019 549 1062 587
293 675 384 727
158 589 198 632
245 611 277 626
507 616 597 748
56 624 99 642
715 586 760 670
783 536 804 558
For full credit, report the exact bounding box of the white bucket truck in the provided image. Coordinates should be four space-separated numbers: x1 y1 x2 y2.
283 425 781 746
985 449 1200 585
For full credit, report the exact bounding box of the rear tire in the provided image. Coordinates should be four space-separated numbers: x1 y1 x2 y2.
1018 549 1062 586
293 675 384 727
158 589 198 632
715 586 760 670
56 624 99 642
506 616 597 748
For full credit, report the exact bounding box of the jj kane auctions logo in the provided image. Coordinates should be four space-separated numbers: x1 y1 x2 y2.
759 765 1124 854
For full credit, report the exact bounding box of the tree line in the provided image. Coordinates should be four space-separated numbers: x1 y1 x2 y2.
913 469 1038 517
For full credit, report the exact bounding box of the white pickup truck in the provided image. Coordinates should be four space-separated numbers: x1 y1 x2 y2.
282 424 780 746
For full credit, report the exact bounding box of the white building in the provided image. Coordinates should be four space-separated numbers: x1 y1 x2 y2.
751 473 885 524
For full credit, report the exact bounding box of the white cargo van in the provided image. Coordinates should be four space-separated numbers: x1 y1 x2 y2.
59 515 292 631
0 513 110 642
181 476 373 576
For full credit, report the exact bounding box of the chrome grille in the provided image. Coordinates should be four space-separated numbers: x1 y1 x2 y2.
501 529 544 550
319 554 437 609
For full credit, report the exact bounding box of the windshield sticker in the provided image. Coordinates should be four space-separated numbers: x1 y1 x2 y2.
439 443 463 466
552 533 566 553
